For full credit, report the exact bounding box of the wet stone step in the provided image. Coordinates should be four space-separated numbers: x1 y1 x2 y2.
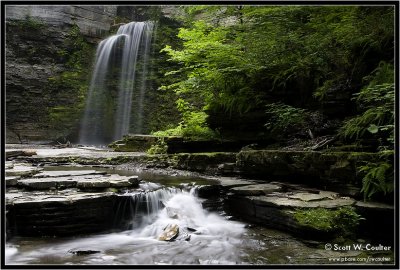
34 170 107 178
5 163 43 177
16 174 140 190
230 183 282 196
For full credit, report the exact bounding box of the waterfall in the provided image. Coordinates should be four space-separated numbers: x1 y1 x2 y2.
114 186 180 230
79 21 154 145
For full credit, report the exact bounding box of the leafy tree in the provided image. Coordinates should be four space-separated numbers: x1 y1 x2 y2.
157 5 394 140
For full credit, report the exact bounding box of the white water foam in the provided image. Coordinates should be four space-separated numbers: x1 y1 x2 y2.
5 190 245 265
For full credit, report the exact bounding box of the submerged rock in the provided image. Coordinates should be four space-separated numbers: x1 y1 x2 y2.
68 249 101 256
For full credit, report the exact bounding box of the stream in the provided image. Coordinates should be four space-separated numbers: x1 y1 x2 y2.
5 166 341 265
6 162 389 265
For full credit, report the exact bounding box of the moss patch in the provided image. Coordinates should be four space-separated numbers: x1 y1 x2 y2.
292 206 363 236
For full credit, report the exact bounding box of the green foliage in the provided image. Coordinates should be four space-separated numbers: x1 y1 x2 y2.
358 160 394 201
152 111 217 140
265 103 309 136
293 207 363 236
147 138 168 155
339 60 394 145
157 6 393 139
339 83 394 144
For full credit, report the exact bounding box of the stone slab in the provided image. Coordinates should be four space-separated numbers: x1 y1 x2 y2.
249 193 355 209
231 183 282 196
355 201 394 210
18 177 77 190
5 164 42 177
16 174 140 190
34 170 107 178
288 191 339 202
215 177 256 189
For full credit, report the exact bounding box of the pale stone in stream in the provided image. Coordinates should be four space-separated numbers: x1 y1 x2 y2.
158 224 179 241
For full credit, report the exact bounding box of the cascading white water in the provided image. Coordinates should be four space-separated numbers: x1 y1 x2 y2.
79 21 154 145
6 188 246 265
114 185 180 229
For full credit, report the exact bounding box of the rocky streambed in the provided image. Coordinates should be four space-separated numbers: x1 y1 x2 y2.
4 145 395 265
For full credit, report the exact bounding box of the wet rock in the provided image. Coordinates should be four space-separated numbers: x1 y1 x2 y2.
288 191 339 201
5 163 42 177
227 190 356 239
5 161 14 169
231 183 282 196
35 170 106 178
186 227 197 232
217 162 237 175
248 193 355 209
216 177 256 189
68 249 101 256
6 191 117 237
196 185 221 198
76 180 111 189
17 177 77 190
6 149 36 159
5 176 20 187
108 179 131 187
158 224 179 241
128 176 140 187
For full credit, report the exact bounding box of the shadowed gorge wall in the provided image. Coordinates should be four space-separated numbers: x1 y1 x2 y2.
5 5 182 144
5 6 117 143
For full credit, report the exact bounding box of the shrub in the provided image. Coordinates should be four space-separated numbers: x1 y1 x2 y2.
265 102 310 137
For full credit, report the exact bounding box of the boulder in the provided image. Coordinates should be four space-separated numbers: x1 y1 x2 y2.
158 224 179 241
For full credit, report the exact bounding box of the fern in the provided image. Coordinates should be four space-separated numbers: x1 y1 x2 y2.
265 102 310 136
358 161 394 201
339 83 394 144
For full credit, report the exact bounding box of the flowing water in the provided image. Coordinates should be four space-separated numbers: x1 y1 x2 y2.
6 165 386 265
79 21 154 145
5 188 246 265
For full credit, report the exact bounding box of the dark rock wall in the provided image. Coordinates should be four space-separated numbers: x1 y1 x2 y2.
5 5 117 143
5 5 183 143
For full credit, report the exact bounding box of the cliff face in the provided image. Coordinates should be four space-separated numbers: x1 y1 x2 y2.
5 5 184 144
5 5 117 39
5 5 117 143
